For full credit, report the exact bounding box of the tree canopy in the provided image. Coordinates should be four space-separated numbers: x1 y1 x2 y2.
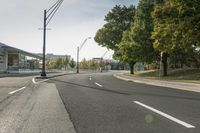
119 0 160 74
151 0 200 76
94 0 200 75
152 0 200 53
94 5 136 58
69 59 76 69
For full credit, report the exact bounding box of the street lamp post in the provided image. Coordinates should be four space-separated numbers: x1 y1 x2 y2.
41 0 64 77
76 37 92 73
99 50 109 72
76 46 80 73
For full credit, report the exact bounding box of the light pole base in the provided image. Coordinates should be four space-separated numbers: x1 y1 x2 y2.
41 72 47 77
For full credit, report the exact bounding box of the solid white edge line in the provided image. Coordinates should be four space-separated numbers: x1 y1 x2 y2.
95 82 103 87
134 101 195 128
9 86 26 95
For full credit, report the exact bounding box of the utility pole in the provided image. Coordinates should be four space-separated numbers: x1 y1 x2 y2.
40 0 64 77
41 10 47 77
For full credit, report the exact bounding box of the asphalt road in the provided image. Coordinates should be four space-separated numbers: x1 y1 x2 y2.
0 76 32 102
50 72 200 133
0 72 199 133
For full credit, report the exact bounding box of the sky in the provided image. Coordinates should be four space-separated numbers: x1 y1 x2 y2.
0 0 139 61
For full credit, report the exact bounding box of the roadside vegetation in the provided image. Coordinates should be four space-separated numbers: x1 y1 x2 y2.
79 58 105 70
94 0 200 77
128 68 200 82
46 58 76 70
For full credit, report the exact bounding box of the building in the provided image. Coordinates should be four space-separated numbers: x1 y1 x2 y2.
92 58 128 70
92 58 103 63
0 42 42 73
37 53 71 61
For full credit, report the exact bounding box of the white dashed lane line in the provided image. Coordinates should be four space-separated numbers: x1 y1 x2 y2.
8 78 49 95
134 101 195 128
8 87 26 95
95 82 103 87
89 76 103 87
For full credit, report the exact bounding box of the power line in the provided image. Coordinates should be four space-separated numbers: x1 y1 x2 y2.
47 0 61 13
47 0 63 20
40 0 64 77
46 0 64 26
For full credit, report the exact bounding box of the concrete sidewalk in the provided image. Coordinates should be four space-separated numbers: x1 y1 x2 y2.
0 82 76 133
114 73 200 93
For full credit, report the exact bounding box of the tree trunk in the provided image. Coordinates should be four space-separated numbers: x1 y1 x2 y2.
129 62 135 74
162 53 168 76
130 66 134 74
174 55 178 68
191 55 200 68
180 61 183 69
180 54 184 68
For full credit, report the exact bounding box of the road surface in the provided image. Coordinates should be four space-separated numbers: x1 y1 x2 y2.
0 72 200 133
50 72 200 133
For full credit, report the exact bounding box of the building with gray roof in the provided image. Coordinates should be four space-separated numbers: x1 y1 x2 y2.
0 42 42 73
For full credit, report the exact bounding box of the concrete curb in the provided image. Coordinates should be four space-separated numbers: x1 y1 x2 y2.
113 74 200 93
35 72 76 79
0 73 40 78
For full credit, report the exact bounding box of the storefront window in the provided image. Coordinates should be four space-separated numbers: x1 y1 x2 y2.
7 53 19 71
7 52 40 71
8 54 19 66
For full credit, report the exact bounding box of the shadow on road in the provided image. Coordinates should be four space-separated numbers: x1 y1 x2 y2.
49 78 130 95
132 91 200 101
50 78 200 101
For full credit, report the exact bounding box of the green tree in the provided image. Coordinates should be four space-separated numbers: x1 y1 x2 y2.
99 60 105 68
34 59 40 69
80 58 89 69
130 0 161 62
55 58 64 69
151 0 200 76
94 5 136 58
88 60 98 69
119 0 161 74
46 60 56 69
69 58 76 69
64 57 69 70
119 30 137 74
